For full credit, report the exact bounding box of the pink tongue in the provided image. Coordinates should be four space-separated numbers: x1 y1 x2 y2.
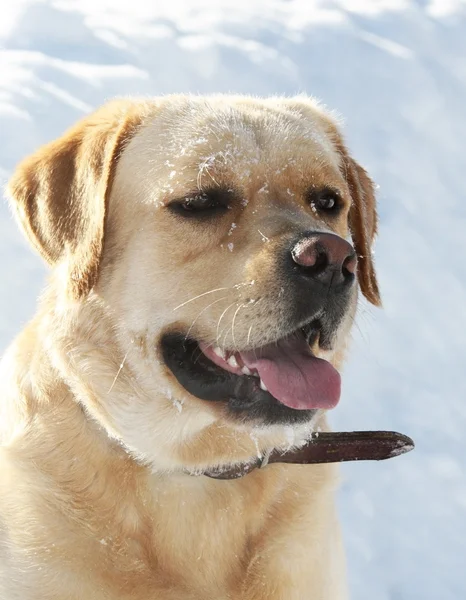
240 336 341 410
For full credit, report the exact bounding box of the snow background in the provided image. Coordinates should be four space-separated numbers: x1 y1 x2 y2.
1 1 465 597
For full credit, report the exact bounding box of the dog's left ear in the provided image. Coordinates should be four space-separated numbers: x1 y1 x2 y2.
338 146 382 307
7 100 147 299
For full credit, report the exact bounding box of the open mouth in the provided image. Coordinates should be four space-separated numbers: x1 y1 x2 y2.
161 321 341 425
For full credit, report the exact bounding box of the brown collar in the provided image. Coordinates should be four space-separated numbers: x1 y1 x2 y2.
200 431 414 480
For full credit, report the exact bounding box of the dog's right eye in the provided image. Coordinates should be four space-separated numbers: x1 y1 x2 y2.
168 188 232 217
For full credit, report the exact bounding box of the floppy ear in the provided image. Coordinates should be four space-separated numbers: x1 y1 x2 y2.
7 100 147 299
338 147 382 307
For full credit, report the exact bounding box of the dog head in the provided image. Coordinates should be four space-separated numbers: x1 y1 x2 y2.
8 96 380 468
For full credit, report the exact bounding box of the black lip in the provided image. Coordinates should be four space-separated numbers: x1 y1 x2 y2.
161 333 316 425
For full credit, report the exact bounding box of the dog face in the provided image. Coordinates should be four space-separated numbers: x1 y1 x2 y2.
8 96 380 468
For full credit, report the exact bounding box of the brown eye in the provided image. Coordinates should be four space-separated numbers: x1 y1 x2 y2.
181 193 216 212
169 187 233 218
308 188 342 215
316 194 336 211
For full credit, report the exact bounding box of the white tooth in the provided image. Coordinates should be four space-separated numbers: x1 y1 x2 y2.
213 346 225 359
252 372 260 378
242 366 252 375
228 355 239 368
260 380 268 391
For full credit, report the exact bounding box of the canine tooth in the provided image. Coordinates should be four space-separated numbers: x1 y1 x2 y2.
227 355 239 368
260 380 268 391
213 346 225 359
242 366 252 375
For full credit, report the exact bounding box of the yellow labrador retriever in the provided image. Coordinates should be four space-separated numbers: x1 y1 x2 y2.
0 95 380 599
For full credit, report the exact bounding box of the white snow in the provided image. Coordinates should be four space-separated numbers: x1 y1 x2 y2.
1 1 466 598
228 222 237 236
172 399 183 414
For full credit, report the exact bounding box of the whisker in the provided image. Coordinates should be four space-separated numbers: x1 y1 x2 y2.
193 343 210 365
219 303 239 354
257 229 270 243
231 303 245 351
108 351 129 394
173 287 230 311
184 296 228 341
216 302 237 343
222 322 233 355
345 309 368 344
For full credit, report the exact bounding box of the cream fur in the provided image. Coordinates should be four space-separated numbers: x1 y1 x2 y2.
0 95 380 599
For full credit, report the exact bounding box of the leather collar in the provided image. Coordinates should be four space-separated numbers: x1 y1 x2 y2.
198 430 414 480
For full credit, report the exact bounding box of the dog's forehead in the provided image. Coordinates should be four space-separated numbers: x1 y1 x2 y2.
153 99 336 160
116 98 344 203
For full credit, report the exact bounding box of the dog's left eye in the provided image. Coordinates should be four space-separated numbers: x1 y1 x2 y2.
169 188 232 217
181 193 218 212
308 188 342 214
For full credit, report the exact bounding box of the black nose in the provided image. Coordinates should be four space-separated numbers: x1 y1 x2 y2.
291 232 357 287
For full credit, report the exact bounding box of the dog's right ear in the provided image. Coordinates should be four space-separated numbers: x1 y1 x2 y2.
7 100 148 299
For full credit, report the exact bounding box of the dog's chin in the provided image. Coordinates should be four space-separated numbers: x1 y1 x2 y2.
161 321 342 426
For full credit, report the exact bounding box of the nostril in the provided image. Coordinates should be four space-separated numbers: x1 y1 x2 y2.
312 248 329 274
342 252 357 276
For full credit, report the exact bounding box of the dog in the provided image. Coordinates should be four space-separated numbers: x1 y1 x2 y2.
0 95 380 599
